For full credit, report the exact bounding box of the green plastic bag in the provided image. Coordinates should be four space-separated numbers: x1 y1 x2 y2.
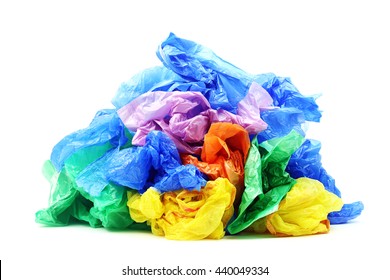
36 143 144 229
227 130 305 234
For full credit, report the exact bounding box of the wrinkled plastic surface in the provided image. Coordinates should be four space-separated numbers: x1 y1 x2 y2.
287 139 341 196
37 110 143 229
257 108 306 143
112 66 206 109
327 201 364 224
227 130 305 234
37 32 364 238
157 33 253 114
36 147 139 229
128 178 236 240
266 177 343 236
254 73 322 122
118 83 272 154
118 90 210 154
181 123 250 205
157 33 321 127
113 33 321 142
254 72 323 142
287 139 364 223
76 131 206 195
50 109 130 172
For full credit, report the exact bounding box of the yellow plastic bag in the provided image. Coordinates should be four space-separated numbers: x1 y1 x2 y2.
266 177 343 236
127 177 236 240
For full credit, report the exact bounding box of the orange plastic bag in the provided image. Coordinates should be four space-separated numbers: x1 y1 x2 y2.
181 123 250 205
127 177 236 240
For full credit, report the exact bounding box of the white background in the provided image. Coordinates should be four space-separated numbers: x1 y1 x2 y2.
1 0 389 279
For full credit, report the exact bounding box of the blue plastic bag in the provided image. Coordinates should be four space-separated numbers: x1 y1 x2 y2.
76 131 206 196
50 109 131 171
112 66 206 109
157 33 252 114
286 139 364 223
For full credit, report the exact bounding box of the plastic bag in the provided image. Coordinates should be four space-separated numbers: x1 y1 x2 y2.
36 150 138 229
157 33 320 130
327 201 364 224
181 122 250 205
112 66 206 109
115 32 320 143
127 177 236 240
256 108 306 143
254 73 322 122
37 32 364 238
266 177 343 236
254 73 322 142
118 90 210 154
117 84 272 154
37 110 144 229
76 130 206 195
36 160 100 227
50 109 131 172
286 139 364 223
157 33 253 114
227 129 305 234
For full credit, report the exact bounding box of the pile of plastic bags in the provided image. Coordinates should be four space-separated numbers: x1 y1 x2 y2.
36 33 364 240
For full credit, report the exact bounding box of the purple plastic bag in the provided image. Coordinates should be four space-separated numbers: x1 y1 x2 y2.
118 83 273 154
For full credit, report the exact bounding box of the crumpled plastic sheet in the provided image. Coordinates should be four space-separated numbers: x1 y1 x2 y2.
227 130 305 234
112 66 206 109
37 113 205 228
286 139 364 224
76 130 206 196
256 107 306 143
50 109 130 172
181 122 250 206
37 109 139 228
118 82 272 154
127 177 236 240
254 73 322 122
113 33 322 142
36 148 142 229
327 201 364 224
36 32 364 238
254 72 322 143
156 33 253 114
265 177 343 236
